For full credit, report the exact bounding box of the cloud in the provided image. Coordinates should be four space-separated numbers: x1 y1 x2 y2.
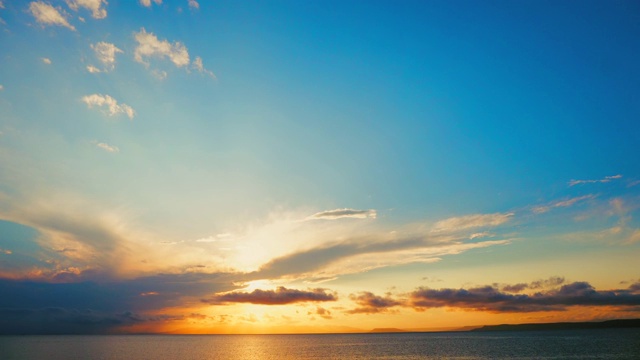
203 286 337 305
191 56 215 78
0 85 4 91
66 0 107 19
569 175 622 186
41 57 52 64
409 281 640 313
81 94 135 119
90 42 123 71
312 306 332 319
95 142 119 153
346 292 402 314
140 0 161 7
532 195 594 214
307 208 377 220
134 28 190 68
431 212 513 233
86 65 101 73
29 1 75 31
188 0 199 9
501 276 565 293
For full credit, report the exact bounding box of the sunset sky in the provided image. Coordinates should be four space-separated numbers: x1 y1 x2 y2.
1 0 639 334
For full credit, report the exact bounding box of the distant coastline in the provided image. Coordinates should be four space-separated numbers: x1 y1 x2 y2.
470 319 640 332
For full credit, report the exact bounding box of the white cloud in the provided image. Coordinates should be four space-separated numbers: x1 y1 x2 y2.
0 84 4 91
81 94 135 119
307 208 377 220
192 56 216 79
96 142 119 153
151 69 167 80
140 0 162 8
0 1 5 9
41 57 52 64
532 195 594 214
66 0 107 19
188 0 199 9
569 174 622 186
431 212 513 233
90 41 123 71
134 28 190 68
29 1 75 31
86 65 101 73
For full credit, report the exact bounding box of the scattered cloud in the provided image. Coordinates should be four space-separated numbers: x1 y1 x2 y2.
134 28 189 68
29 1 75 31
0 84 4 91
469 232 492 240
81 94 135 119
307 208 377 220
532 195 594 214
431 212 513 233
41 57 52 64
188 0 199 9
501 276 565 293
569 175 622 186
311 306 332 319
409 281 640 312
140 0 162 7
1 248 11 255
66 0 107 19
86 65 101 73
90 42 123 71
191 56 215 78
203 286 337 305
95 142 119 153
346 292 402 314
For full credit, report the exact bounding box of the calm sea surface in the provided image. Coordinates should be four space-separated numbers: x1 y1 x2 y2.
1 329 639 360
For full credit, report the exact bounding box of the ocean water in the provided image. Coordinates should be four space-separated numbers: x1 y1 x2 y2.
1 328 639 360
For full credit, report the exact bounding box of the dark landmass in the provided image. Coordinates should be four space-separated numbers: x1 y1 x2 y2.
370 328 407 333
471 319 640 332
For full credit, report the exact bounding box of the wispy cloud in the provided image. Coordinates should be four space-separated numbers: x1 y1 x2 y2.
307 208 377 220
409 281 640 312
139 0 161 7
191 56 215 78
532 195 594 214
66 0 107 19
90 41 123 72
501 276 565 293
81 94 135 119
203 287 337 305
134 28 190 68
569 175 622 187
431 212 513 233
188 0 199 10
41 57 52 64
95 142 119 153
346 292 402 314
86 65 101 73
29 1 75 31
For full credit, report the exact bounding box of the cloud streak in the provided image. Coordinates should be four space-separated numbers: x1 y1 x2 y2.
431 213 513 233
569 175 622 186
203 287 337 305
307 208 377 220
532 195 594 214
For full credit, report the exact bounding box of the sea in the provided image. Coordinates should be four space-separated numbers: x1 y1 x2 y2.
1 328 639 359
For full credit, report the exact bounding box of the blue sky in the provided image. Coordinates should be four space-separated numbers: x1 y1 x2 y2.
0 0 639 334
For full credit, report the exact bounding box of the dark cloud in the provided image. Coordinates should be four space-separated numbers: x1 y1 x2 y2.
502 276 565 293
346 291 403 314
309 306 332 319
410 281 640 312
203 286 337 305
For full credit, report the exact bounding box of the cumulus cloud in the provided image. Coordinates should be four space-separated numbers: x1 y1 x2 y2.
569 175 622 186
140 0 161 7
90 41 123 71
134 28 190 68
346 292 402 314
66 0 107 19
41 57 52 64
188 0 199 9
203 286 337 305
533 195 595 214
307 208 377 220
431 212 513 233
81 94 135 119
29 1 75 31
409 281 640 312
96 142 119 153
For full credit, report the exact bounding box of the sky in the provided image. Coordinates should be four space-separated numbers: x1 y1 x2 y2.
0 0 639 334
